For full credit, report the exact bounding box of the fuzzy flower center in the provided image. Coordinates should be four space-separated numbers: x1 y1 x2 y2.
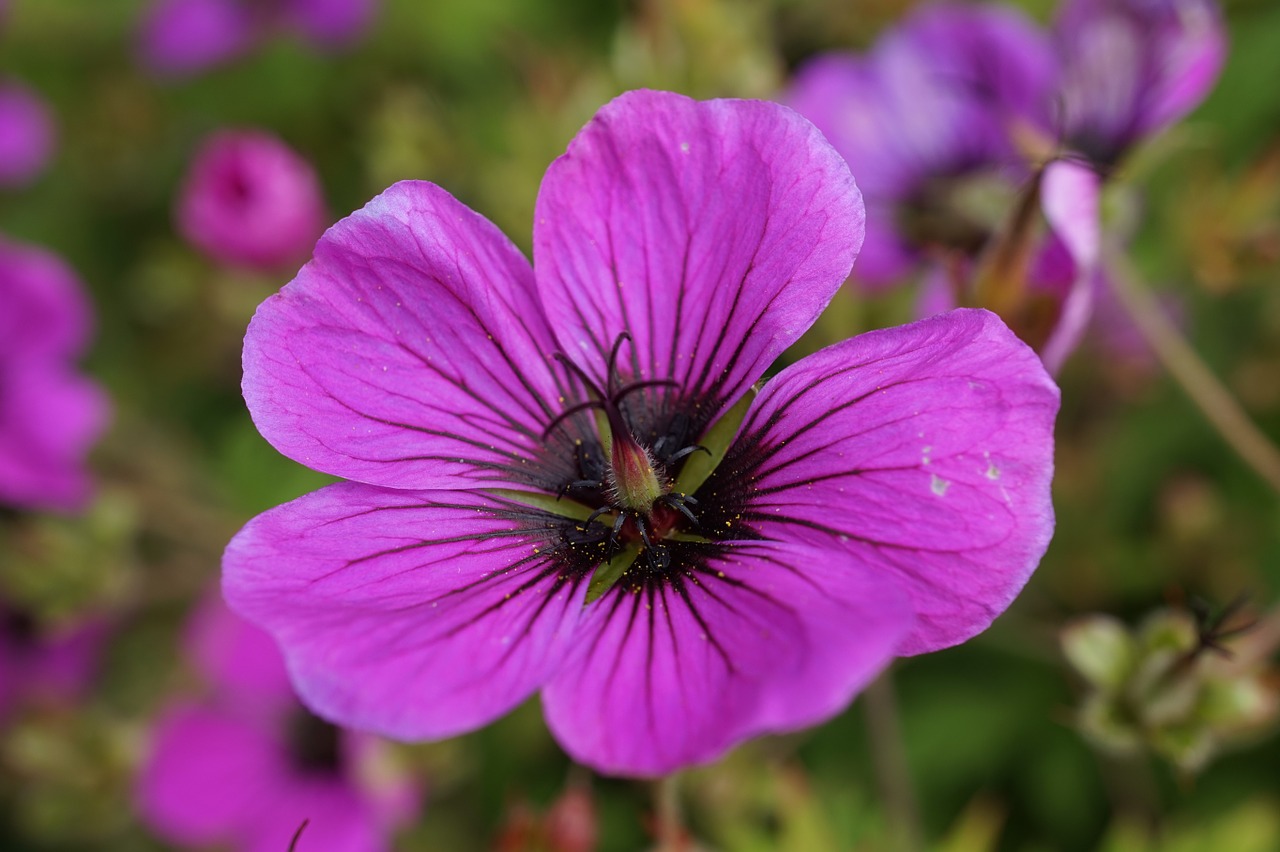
540 334 712 586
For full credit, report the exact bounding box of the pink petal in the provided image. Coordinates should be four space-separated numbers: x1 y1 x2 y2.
0 235 94 362
243 180 568 492
534 90 863 432
1039 159 1100 373
0 79 55 187
223 483 588 740
699 309 1058 655
0 363 108 512
0 237 109 513
244 776 386 852
137 0 256 77
542 541 911 777
283 0 379 49
137 702 288 845
185 590 296 711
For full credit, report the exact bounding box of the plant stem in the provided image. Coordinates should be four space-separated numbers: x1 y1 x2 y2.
865 669 924 852
1107 248 1280 495
653 773 685 851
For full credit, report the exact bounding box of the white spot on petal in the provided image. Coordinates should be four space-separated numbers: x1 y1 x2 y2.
930 474 950 496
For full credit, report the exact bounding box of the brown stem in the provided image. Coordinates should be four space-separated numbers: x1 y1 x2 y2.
1105 246 1280 495
865 669 924 852
653 773 686 851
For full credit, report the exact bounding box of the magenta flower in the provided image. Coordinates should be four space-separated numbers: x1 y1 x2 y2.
0 79 55 188
138 0 378 77
1054 0 1226 168
138 593 419 851
784 3 1056 288
0 236 108 512
0 609 107 716
177 129 327 273
224 90 1058 777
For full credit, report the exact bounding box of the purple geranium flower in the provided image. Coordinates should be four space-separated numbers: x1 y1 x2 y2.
0 79 55 188
138 593 419 852
176 129 327 273
224 90 1058 777
1054 0 1226 168
0 608 107 717
0 236 109 512
785 2 1056 288
138 0 378 77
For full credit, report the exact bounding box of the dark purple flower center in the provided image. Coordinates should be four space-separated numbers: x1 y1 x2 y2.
894 170 1020 261
3 607 38 650
537 335 710 583
287 709 343 775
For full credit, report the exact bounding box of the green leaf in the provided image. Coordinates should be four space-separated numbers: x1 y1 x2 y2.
585 544 639 605
673 385 758 496
485 489 594 521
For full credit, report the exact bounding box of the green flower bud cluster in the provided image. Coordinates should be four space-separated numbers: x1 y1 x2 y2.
1061 608 1277 773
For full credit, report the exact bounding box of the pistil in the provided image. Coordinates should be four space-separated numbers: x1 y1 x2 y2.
608 427 666 512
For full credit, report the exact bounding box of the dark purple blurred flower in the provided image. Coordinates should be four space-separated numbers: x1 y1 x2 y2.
0 236 108 513
138 0 378 77
138 593 419 852
177 129 327 272
0 609 108 716
1055 0 1226 168
223 90 1059 777
785 2 1056 288
0 80 55 187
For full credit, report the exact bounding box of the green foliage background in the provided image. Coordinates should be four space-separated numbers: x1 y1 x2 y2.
3 0 1280 849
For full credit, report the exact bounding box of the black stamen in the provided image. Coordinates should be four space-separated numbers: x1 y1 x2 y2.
556 477 605 500
609 513 627 549
637 520 653 549
613 377 680 404
542 398 607 440
660 493 700 527
553 351 608 400
667 444 711 463
605 331 633 396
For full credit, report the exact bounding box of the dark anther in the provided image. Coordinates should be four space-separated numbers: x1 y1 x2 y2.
557 477 604 500
1190 592 1257 659
659 493 700 527
636 519 653 549
609 513 628 550
584 506 612 528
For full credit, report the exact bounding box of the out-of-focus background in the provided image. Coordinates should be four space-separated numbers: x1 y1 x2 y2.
2 0 1280 849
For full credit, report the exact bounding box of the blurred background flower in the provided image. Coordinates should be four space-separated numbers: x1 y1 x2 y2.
137 592 421 851
176 129 327 272
138 0 380 77
0 236 108 513
0 78 53 187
